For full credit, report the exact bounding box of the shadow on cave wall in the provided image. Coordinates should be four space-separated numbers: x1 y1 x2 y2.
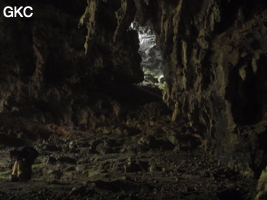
225 55 267 126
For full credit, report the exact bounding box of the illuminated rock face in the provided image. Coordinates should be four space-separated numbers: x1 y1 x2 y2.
130 22 163 79
1 0 267 175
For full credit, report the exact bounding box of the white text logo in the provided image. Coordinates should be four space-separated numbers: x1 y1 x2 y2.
3 6 33 18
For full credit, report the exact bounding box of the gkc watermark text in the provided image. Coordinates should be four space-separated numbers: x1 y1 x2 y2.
3 6 33 18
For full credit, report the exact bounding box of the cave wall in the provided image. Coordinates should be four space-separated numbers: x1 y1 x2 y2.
0 0 143 138
135 0 267 176
1 0 267 176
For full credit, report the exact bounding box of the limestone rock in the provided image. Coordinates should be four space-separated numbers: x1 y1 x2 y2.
0 0 267 179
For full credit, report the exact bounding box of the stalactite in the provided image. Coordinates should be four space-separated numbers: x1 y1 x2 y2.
78 0 97 54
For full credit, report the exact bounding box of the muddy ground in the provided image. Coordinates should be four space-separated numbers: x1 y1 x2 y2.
0 126 257 200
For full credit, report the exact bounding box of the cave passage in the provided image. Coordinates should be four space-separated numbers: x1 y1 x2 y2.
130 21 165 89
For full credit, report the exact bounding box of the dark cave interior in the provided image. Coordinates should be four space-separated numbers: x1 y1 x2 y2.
0 0 267 199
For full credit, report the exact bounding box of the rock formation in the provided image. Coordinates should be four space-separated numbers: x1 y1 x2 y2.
134 0 267 177
0 0 267 184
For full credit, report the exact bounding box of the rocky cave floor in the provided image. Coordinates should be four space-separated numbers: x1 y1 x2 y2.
0 125 257 200
0 83 258 200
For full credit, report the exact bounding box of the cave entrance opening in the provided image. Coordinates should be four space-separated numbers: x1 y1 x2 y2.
130 21 165 90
